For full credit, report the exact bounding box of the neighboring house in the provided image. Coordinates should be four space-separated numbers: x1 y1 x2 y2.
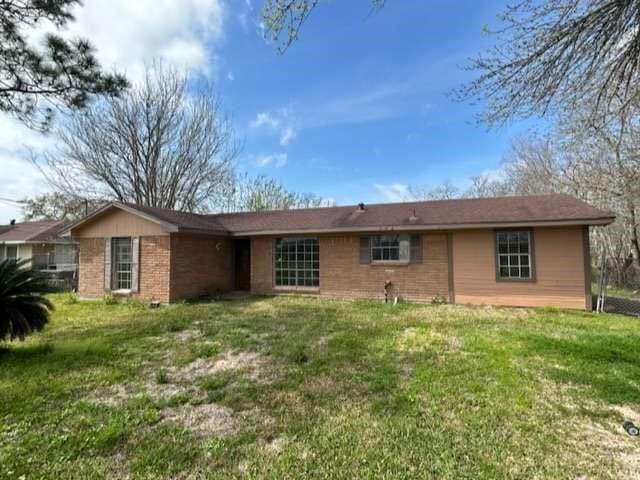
0 220 78 272
62 194 614 310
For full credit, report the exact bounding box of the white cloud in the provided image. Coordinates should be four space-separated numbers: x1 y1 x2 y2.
279 126 297 146
0 0 229 221
32 0 227 82
255 153 288 168
249 108 298 146
373 183 409 202
250 111 280 129
0 115 59 222
227 71 235 81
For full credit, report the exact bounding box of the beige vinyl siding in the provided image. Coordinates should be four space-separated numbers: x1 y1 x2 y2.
452 226 587 309
72 208 168 238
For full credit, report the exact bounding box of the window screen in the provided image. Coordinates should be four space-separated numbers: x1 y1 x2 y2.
496 231 533 280
275 237 319 287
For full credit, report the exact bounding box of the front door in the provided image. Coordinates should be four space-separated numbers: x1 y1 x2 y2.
234 239 251 291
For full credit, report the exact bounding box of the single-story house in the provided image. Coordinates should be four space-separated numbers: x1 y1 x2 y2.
0 220 77 271
62 193 614 310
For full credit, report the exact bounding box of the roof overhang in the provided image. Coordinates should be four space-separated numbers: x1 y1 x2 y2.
61 202 181 236
228 217 615 237
0 239 77 244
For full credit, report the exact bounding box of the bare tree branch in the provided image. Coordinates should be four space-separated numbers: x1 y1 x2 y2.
33 62 239 212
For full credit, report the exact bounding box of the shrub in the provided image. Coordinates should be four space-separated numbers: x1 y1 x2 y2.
0 259 54 341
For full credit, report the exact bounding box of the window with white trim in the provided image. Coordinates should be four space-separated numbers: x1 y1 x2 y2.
112 237 132 290
496 231 533 280
371 234 410 262
275 237 319 287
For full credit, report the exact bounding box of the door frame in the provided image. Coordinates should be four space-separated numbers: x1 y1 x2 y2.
232 238 251 291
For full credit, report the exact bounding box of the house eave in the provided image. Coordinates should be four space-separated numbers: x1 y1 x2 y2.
227 217 615 237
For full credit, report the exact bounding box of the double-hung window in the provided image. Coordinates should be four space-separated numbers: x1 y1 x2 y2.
496 230 534 280
112 237 133 290
371 234 410 262
274 237 319 288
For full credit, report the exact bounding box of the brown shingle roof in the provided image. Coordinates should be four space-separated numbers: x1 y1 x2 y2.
70 193 613 236
120 203 227 233
212 193 614 234
0 220 68 242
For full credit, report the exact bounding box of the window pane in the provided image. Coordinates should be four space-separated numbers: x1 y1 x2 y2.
496 231 532 280
274 237 318 288
399 236 410 261
112 237 132 290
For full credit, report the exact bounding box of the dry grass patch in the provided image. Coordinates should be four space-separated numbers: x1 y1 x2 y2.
396 327 463 353
162 403 237 437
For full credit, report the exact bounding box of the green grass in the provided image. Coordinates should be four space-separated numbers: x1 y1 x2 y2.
1 295 639 479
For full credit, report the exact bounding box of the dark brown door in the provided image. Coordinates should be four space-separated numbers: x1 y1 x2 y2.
234 239 251 291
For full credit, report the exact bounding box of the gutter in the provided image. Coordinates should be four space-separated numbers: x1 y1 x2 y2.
225 217 616 237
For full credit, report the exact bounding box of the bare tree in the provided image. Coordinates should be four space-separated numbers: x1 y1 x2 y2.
460 0 640 125
34 63 238 212
216 174 333 212
408 180 459 201
21 192 104 221
465 104 640 287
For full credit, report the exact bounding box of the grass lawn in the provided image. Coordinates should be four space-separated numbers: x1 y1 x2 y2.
1 295 639 479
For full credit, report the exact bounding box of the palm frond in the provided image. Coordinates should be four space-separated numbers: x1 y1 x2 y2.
0 259 54 341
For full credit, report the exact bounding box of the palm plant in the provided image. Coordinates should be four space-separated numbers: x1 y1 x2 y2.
0 259 53 341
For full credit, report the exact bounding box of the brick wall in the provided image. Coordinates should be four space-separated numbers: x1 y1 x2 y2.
77 236 171 302
250 237 274 294
78 238 105 299
320 234 449 301
250 234 450 301
139 236 171 303
169 233 233 301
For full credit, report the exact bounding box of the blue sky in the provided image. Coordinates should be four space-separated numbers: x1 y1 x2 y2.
0 0 537 222
219 0 530 204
